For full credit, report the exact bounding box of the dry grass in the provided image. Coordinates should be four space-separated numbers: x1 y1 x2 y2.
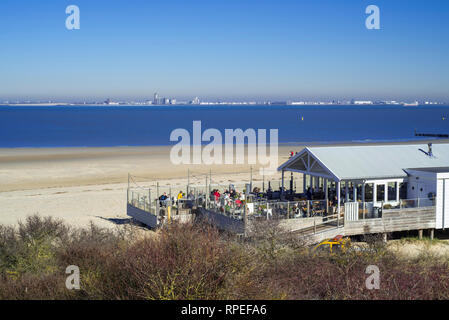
1 214 449 300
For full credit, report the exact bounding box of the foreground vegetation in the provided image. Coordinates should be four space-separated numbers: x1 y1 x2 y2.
1 215 449 300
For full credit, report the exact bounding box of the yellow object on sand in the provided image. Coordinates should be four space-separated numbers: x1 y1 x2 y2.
313 235 351 253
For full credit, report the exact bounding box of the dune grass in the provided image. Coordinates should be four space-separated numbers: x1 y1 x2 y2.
1 214 449 300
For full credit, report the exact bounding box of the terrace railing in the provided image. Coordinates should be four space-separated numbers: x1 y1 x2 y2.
354 197 436 220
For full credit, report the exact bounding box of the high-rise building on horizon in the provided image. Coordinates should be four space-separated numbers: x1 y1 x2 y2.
191 97 200 105
153 92 159 105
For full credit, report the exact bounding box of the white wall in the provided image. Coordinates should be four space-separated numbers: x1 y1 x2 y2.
436 172 449 229
406 171 437 200
406 170 449 229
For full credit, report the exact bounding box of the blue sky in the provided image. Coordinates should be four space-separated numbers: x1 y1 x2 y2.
0 0 448 101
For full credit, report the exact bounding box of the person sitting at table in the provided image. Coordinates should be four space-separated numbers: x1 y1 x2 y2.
159 192 168 207
213 189 220 203
306 187 312 200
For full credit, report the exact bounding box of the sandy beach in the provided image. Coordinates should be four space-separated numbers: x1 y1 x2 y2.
0 145 293 228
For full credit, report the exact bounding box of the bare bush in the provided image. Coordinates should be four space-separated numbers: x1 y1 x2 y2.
1 215 449 300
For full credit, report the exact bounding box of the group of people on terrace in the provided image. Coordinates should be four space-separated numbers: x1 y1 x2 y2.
158 190 196 208
210 187 246 210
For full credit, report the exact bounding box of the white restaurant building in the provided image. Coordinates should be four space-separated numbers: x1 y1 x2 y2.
278 143 449 229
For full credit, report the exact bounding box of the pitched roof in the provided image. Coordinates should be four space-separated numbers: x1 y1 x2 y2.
278 143 449 181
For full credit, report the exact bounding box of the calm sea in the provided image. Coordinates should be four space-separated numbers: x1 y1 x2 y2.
0 105 448 148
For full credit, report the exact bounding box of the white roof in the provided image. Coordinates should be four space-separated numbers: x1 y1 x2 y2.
278 143 449 181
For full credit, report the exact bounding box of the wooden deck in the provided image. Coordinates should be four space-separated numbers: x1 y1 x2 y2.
128 203 437 244
344 208 435 236
197 206 437 244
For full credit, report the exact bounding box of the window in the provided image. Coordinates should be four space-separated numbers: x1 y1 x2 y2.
388 182 396 201
365 183 374 202
377 184 385 201
399 182 407 199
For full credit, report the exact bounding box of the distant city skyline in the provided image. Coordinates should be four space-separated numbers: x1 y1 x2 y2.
2 94 446 106
1 0 449 101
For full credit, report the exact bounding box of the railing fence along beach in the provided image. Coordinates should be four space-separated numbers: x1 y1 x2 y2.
126 172 438 241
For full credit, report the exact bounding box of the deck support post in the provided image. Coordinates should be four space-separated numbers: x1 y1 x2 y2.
337 181 341 216
324 179 328 200
156 182 160 214
307 200 310 217
345 182 349 202
205 175 208 209
383 233 388 243
262 168 265 192
337 210 339 227
361 183 366 202
418 229 423 240
353 182 357 202
396 182 400 203
430 229 435 240
281 170 285 199
243 202 247 237
187 169 190 194
303 173 307 194
290 172 294 195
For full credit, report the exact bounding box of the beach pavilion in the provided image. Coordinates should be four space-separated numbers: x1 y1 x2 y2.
278 143 449 226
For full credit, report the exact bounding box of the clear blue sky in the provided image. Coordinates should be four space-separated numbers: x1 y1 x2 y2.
0 0 448 101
